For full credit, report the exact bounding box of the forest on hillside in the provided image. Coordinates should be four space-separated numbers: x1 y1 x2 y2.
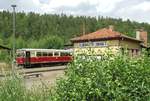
0 11 150 50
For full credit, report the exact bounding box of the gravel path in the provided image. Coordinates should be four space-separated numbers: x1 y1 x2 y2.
24 69 65 89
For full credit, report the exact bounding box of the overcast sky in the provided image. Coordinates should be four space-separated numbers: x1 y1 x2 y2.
0 0 150 23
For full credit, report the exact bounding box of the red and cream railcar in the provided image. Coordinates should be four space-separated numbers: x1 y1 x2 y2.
16 49 73 67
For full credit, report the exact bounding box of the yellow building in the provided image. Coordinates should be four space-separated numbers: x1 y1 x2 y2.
70 26 147 56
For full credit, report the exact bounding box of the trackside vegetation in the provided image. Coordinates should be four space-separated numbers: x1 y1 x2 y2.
0 52 150 101
0 74 52 101
52 52 150 100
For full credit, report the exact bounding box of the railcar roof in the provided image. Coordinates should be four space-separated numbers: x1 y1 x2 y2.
17 48 73 52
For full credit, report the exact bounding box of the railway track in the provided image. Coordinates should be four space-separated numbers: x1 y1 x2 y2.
0 65 67 78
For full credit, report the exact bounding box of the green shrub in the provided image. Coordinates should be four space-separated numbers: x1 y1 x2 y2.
53 53 150 101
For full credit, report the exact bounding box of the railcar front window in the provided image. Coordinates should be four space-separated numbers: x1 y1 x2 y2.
16 53 24 57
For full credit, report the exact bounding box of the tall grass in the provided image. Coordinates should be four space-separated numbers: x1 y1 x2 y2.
0 73 52 101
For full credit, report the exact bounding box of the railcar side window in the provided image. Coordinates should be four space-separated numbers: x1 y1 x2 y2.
37 52 42 56
48 53 53 56
54 52 59 56
60 53 65 56
43 52 47 56
61 52 71 56
31 52 35 57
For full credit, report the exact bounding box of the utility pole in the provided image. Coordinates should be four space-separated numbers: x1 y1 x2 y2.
82 20 86 35
11 5 16 71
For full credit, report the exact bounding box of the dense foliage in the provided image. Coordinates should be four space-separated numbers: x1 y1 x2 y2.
1 53 150 100
0 11 150 49
52 53 150 100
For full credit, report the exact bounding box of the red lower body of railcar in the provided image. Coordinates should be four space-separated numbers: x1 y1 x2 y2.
16 56 72 66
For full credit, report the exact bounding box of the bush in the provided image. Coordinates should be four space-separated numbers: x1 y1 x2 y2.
53 53 150 101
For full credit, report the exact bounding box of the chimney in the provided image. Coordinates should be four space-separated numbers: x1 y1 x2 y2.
136 30 140 40
136 29 147 46
108 25 114 31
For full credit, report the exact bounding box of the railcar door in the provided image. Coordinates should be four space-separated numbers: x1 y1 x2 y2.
25 51 31 67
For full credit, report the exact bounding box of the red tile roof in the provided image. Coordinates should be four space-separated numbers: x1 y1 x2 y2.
71 28 142 42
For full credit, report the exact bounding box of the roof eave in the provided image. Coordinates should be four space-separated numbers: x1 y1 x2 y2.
70 37 121 43
71 36 142 43
121 36 142 43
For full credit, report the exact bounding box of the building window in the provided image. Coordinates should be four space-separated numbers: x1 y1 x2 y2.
94 42 107 47
130 49 139 56
121 48 125 55
79 41 107 47
80 42 89 47
135 49 139 55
